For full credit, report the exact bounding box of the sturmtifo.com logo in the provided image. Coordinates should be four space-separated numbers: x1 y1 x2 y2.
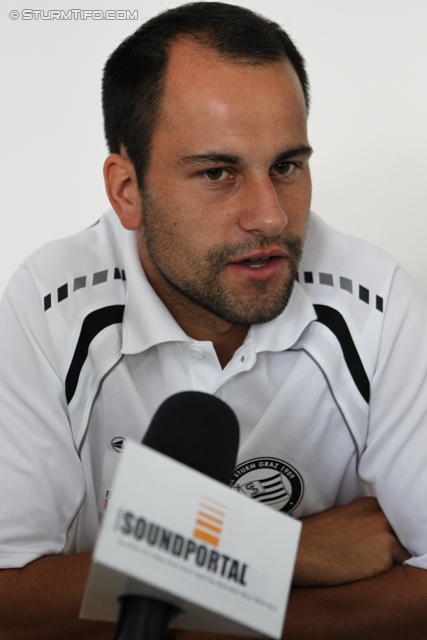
231 457 303 513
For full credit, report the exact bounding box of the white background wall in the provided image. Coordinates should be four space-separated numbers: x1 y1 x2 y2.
1 0 426 296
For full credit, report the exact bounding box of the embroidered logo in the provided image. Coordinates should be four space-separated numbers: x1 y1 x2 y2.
111 436 125 453
231 457 303 513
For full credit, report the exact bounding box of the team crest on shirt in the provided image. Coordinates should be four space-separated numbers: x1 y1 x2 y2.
231 457 304 513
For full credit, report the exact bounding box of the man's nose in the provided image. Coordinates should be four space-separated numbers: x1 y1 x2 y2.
237 176 288 237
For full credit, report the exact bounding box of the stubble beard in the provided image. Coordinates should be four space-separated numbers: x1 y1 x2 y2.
139 191 306 325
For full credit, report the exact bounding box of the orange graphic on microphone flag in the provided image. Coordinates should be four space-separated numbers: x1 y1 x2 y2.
193 497 226 548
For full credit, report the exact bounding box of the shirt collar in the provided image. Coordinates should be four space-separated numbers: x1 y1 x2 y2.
247 281 316 353
120 228 315 355
121 229 190 355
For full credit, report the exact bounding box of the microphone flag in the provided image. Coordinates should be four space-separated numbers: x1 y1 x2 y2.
80 439 301 638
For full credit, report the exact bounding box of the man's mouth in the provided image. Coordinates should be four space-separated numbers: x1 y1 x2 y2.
226 251 287 281
231 248 287 267
239 257 272 269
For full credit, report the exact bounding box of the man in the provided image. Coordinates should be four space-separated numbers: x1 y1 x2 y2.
0 3 426 639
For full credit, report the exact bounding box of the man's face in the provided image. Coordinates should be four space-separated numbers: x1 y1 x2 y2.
138 39 312 326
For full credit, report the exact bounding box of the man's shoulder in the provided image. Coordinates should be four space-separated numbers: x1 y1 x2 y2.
1 210 128 364
25 209 123 282
295 213 406 390
302 213 397 278
7 209 127 315
299 213 398 313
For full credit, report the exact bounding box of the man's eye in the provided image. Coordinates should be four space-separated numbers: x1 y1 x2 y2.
272 162 296 175
204 168 230 181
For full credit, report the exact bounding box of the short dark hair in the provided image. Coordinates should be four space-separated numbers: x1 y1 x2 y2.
102 2 310 188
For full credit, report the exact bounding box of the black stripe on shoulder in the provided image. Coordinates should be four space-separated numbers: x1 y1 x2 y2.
65 305 125 404
313 304 370 404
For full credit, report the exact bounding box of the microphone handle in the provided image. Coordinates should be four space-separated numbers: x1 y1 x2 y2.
113 596 179 640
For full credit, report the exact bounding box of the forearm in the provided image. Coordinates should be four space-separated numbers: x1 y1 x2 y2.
0 553 114 640
284 565 427 640
173 566 427 640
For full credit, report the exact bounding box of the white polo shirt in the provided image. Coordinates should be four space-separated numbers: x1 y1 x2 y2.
1 209 427 572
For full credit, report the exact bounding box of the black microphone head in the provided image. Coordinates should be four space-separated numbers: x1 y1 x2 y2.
142 391 240 485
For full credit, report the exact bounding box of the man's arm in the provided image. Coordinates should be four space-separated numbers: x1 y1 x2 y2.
0 553 114 640
0 498 418 639
283 564 427 640
173 498 424 640
294 497 410 587
282 498 426 639
173 566 427 640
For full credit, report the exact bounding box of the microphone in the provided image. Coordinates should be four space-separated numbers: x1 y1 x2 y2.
143 391 240 484
113 391 240 640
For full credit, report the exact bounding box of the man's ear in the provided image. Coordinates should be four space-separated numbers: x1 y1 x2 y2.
103 154 142 230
